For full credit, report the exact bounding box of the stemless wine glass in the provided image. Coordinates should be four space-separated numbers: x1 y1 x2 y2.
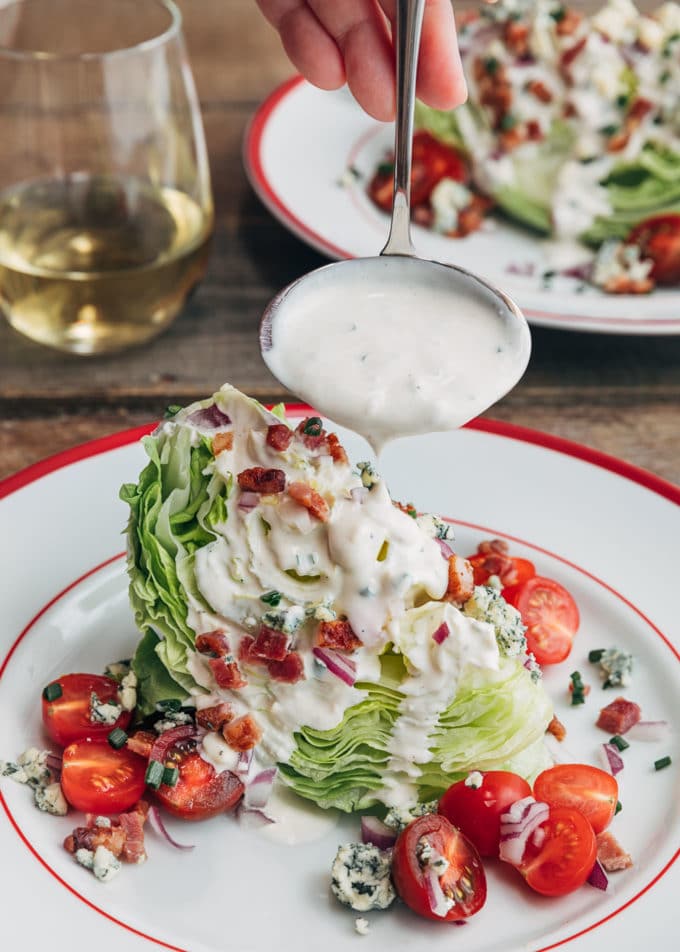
0 0 213 354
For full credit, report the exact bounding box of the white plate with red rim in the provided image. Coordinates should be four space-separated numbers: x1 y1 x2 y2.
243 77 680 337
1 408 679 952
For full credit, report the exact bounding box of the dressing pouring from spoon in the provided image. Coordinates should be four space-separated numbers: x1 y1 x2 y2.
260 0 531 456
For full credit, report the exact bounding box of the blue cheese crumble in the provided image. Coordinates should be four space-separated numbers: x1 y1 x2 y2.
1 748 68 815
599 648 634 687
383 800 438 833
464 771 484 789
354 918 370 936
92 845 122 883
90 692 123 726
34 782 68 816
463 585 527 657
356 462 380 490
331 843 395 912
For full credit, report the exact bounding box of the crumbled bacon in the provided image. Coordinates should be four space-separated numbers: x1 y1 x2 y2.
118 802 149 864
252 624 290 661
266 423 293 451
223 714 262 752
196 702 234 731
288 481 330 522
196 630 231 657
453 194 495 237
596 830 633 872
547 714 567 741
267 651 306 683
560 36 587 73
503 19 530 57
64 824 127 857
237 467 286 494
295 418 327 450
526 79 553 103
315 619 362 652
208 656 247 690
212 431 233 455
326 432 349 464
126 730 156 759
474 56 513 129
598 274 654 294
238 635 264 666
596 697 641 735
608 98 655 153
63 803 149 864
445 554 475 603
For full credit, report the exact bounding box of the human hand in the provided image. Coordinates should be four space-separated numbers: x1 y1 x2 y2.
254 0 467 121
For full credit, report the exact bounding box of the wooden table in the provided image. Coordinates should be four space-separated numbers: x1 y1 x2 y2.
1 0 679 485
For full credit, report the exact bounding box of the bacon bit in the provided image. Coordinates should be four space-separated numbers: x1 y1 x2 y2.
628 97 653 123
196 703 234 732
288 481 330 522
606 129 630 153
596 697 642 735
237 467 286 494
64 823 126 858
452 194 494 237
608 97 655 153
547 715 567 741
238 635 264 666
563 101 578 118
223 714 262 752
266 423 293 452
470 539 517 585
393 500 417 518
212 431 233 455
526 79 553 103
267 651 305 683
208 656 247 690
326 432 349 465
503 19 530 57
596 830 633 872
526 120 543 141
295 418 327 451
315 619 362 652
445 554 475 604
195 630 231 657
473 56 512 129
556 9 583 35
500 124 527 152
118 802 149 864
252 624 290 661
560 36 587 73
600 274 654 294
126 730 156 759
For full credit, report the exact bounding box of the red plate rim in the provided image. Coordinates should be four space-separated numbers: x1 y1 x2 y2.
242 76 680 333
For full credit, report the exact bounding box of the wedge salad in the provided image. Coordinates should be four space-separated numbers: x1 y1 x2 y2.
369 0 680 293
4 386 658 927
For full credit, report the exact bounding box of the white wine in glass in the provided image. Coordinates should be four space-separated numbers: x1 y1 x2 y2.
0 0 213 355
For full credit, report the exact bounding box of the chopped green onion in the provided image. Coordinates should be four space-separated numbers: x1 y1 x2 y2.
654 756 672 771
302 417 323 436
157 698 182 712
600 124 619 137
500 113 517 131
485 56 499 75
571 690 586 706
377 162 394 176
569 671 586 705
145 759 165 790
615 800 623 815
589 649 605 663
107 728 128 750
260 590 282 607
42 682 62 701
162 765 179 787
164 405 182 419
550 6 566 21
609 735 629 752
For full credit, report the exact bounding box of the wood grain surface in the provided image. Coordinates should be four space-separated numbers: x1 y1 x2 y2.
1 0 679 485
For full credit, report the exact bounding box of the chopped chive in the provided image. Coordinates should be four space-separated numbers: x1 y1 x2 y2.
589 649 605 663
162 765 179 787
609 735 629 752
500 113 517 131
485 56 499 75
157 698 182 712
571 690 586 706
260 590 282 607
107 728 128 750
145 759 165 790
377 162 394 176
164 404 182 419
302 417 323 436
654 756 672 771
42 682 62 701
615 800 622 815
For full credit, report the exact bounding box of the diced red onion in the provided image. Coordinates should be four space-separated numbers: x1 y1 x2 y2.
243 767 277 811
436 539 453 560
350 486 369 504
499 797 550 867
424 866 451 918
236 749 254 775
361 816 397 850
238 491 259 512
506 261 535 277
186 405 231 429
627 720 670 742
531 826 546 849
237 806 275 828
432 622 450 645
587 859 609 891
148 805 195 851
599 743 624 776
312 647 357 686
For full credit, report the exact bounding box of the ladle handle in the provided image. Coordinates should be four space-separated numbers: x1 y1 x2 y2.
381 0 425 257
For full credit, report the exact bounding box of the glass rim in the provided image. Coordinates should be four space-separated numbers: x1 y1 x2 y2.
0 0 182 62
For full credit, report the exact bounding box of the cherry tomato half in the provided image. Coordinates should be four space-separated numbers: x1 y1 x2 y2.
368 131 467 212
468 553 536 588
518 806 597 897
41 673 132 748
61 738 147 814
438 771 532 857
626 214 680 285
533 764 618 835
150 726 244 821
503 577 579 665
391 814 486 922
